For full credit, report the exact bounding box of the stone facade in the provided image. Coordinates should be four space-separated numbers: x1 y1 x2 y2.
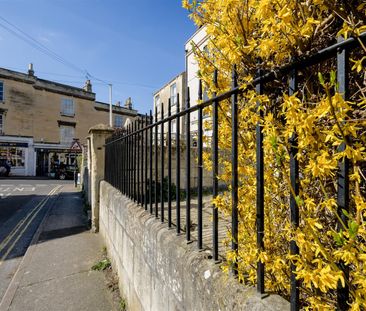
0 66 138 176
153 72 186 133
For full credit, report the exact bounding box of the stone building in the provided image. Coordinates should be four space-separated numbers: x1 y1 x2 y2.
185 26 209 136
0 65 138 176
153 72 186 133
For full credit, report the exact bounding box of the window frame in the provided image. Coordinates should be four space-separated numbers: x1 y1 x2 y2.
0 114 3 134
154 95 161 117
114 115 124 128
60 98 75 117
0 81 4 102
59 125 75 144
170 83 177 107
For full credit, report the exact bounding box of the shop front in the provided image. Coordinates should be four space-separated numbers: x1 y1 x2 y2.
35 143 81 177
0 136 35 176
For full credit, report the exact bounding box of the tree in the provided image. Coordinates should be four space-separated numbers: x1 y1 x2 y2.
184 1 366 309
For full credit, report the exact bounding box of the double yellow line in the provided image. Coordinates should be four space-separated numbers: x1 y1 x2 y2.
0 185 61 264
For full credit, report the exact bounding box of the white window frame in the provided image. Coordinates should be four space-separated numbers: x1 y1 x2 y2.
170 83 177 107
154 95 161 118
61 98 74 116
171 119 177 134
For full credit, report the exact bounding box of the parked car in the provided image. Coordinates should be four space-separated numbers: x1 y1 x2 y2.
0 159 11 177
55 164 78 180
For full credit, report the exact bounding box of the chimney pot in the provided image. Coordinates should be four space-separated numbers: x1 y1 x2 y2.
28 63 34 76
84 79 92 92
125 97 132 110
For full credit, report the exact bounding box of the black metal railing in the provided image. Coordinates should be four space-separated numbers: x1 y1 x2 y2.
104 33 366 311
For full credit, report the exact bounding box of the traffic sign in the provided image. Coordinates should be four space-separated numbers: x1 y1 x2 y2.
70 140 82 151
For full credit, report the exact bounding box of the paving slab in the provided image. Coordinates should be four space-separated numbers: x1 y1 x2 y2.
9 271 113 311
1 184 116 311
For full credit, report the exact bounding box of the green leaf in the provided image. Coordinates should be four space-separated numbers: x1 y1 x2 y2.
91 258 111 271
330 70 336 85
295 196 304 206
332 231 345 247
318 72 325 86
348 221 359 239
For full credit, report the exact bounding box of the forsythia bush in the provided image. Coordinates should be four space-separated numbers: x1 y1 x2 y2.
183 0 366 309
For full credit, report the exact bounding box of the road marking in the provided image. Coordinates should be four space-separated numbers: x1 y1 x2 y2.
0 186 61 256
0 185 61 264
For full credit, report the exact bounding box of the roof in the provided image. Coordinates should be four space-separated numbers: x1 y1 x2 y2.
0 67 95 101
153 71 186 96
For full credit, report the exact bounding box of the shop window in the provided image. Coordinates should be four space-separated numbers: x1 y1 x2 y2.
0 147 25 168
60 125 75 144
114 115 123 128
61 98 74 116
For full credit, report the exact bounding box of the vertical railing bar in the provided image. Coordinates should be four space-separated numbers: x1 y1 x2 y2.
108 137 111 185
130 123 133 200
116 134 118 189
123 131 126 194
197 80 203 250
289 67 300 311
116 134 118 188
130 123 133 199
256 68 265 294
212 69 219 262
118 135 122 192
140 117 144 206
168 98 172 228
131 122 134 199
186 87 191 241
110 136 113 185
336 37 350 311
118 135 120 190
149 111 153 214
231 65 239 276
129 124 131 198
161 102 165 222
112 136 115 186
131 120 136 201
132 119 138 202
105 138 108 182
145 113 149 210
155 106 159 218
127 124 131 198
176 94 181 234
135 118 141 204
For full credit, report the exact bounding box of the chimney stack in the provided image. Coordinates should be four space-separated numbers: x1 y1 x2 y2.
83 79 92 92
125 97 132 110
115 101 121 107
28 63 34 76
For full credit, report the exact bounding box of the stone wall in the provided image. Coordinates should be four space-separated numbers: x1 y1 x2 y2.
99 181 289 311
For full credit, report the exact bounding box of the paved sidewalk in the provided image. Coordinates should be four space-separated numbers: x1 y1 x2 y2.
0 184 116 311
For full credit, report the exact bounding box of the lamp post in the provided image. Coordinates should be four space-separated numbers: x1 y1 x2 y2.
109 84 113 127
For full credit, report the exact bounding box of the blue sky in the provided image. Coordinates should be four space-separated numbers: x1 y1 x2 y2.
0 0 196 113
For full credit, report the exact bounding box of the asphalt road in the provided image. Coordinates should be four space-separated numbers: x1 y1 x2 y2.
0 178 72 302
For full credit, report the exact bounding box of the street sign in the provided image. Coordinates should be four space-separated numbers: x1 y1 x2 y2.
70 140 82 151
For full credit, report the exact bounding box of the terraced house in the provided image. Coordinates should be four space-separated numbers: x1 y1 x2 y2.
0 65 138 176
